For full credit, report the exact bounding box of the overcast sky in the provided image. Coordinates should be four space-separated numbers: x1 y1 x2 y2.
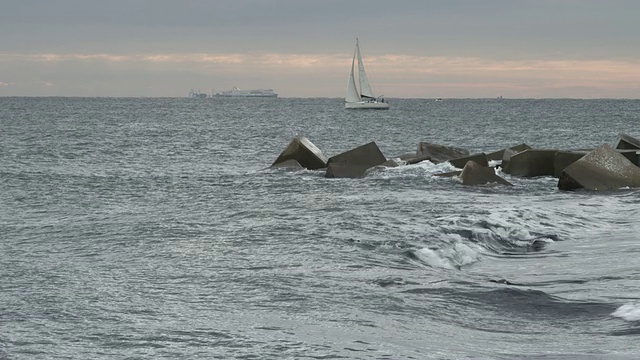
1 0 639 98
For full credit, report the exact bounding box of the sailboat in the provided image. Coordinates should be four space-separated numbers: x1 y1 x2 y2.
345 39 389 110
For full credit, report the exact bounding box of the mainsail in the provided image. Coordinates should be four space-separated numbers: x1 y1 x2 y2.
345 48 361 103
355 39 375 99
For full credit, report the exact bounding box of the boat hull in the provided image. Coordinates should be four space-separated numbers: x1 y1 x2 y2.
214 88 278 98
345 101 390 110
214 94 278 98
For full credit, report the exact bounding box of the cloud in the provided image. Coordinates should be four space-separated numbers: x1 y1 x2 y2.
2 52 345 67
1 51 639 98
6 51 639 74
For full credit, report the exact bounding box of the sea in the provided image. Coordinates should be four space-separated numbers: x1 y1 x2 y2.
1 97 639 359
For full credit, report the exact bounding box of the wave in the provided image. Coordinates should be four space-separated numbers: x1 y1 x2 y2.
612 303 640 322
405 286 616 317
366 159 459 179
413 240 481 270
407 214 561 270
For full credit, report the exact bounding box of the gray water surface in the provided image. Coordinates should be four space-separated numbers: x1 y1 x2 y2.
1 97 639 359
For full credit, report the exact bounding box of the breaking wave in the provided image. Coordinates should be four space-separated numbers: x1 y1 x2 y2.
612 303 640 322
413 239 482 269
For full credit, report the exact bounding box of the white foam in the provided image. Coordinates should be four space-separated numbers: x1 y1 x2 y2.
414 241 481 270
415 247 456 270
439 211 559 249
612 303 640 321
364 158 458 180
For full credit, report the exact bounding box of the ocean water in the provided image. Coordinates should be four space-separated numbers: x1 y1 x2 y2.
1 97 639 359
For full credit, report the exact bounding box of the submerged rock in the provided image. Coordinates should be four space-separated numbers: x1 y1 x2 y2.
400 153 433 165
325 141 387 178
325 163 372 178
558 144 640 191
272 136 328 170
434 170 462 178
460 161 512 186
416 142 469 163
380 159 401 168
270 159 304 170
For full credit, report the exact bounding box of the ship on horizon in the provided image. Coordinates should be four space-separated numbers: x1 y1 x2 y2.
214 87 278 98
188 90 208 98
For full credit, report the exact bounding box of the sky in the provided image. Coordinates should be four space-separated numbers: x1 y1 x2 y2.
1 0 639 98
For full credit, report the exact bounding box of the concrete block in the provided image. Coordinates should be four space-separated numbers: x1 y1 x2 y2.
325 141 387 178
416 142 469 163
503 149 557 177
487 143 531 161
558 144 640 191
460 161 512 186
272 136 328 170
617 150 640 167
613 133 640 150
449 153 488 169
553 151 587 178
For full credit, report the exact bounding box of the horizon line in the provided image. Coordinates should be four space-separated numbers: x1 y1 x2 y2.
2 95 639 100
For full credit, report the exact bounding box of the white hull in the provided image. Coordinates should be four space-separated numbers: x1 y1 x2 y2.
214 87 278 98
345 101 390 110
214 94 278 98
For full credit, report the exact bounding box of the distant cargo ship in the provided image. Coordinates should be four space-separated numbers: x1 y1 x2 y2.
188 90 208 98
214 87 278 98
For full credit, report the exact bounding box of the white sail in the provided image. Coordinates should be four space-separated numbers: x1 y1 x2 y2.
356 39 375 99
345 49 361 103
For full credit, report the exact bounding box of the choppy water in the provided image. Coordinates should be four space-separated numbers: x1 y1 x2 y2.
1 97 640 359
